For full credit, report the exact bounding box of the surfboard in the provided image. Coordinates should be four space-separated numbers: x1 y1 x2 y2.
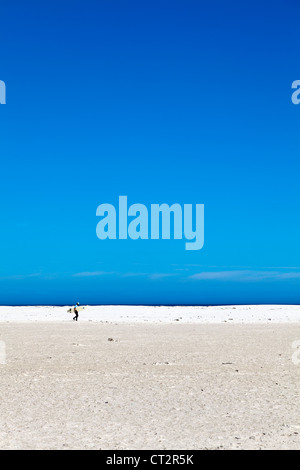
67 306 85 313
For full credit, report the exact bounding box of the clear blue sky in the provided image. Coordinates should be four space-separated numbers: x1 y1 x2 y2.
0 0 300 305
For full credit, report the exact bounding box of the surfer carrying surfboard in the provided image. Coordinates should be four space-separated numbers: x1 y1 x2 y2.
73 302 80 321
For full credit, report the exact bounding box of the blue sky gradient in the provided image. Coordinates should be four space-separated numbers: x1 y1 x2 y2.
1 0 300 304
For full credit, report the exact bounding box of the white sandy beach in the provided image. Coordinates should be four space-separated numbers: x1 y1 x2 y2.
0 304 299 323
0 305 300 450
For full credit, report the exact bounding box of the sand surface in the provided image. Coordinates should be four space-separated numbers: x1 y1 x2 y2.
0 304 299 323
1 318 300 449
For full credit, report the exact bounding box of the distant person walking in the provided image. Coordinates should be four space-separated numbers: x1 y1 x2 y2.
73 302 80 321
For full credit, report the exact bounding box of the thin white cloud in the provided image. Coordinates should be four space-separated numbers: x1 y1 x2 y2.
190 270 300 282
72 271 118 277
184 264 300 270
72 269 300 282
121 272 149 278
73 271 179 280
149 273 178 280
190 271 240 280
276 272 300 279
